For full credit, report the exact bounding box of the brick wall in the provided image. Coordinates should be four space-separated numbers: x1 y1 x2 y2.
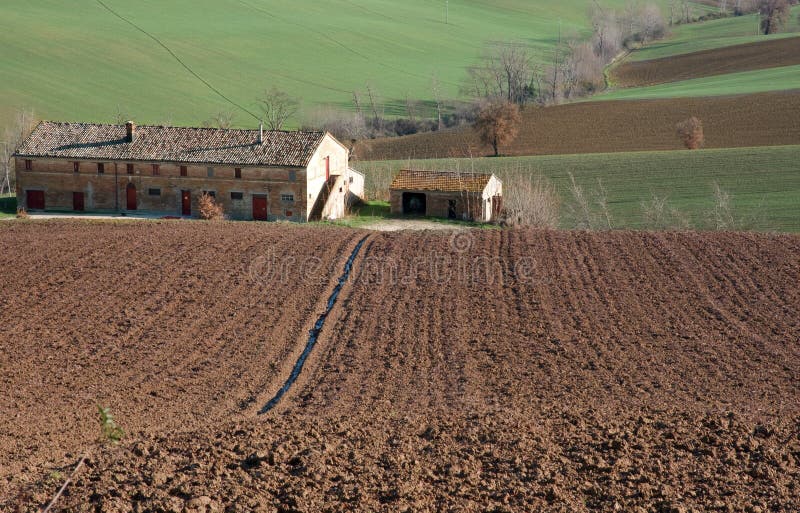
15 158 309 221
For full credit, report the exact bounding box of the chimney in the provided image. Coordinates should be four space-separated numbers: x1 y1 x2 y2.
258 123 263 145
125 121 136 143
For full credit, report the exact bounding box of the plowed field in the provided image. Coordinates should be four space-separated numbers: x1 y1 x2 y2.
3 225 800 512
353 90 800 160
612 37 800 87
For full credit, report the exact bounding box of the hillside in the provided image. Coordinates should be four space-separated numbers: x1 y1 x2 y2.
0 0 671 131
353 90 800 160
2 223 797 511
358 145 800 232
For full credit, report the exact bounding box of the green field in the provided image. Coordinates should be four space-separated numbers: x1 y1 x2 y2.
596 64 800 100
3 1 795 131
356 145 800 231
630 6 800 61
0 0 662 131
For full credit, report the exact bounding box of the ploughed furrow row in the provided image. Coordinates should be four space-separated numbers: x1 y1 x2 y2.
0 221 362 498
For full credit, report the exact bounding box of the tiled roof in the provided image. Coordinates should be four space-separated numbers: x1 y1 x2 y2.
14 121 327 167
389 169 494 193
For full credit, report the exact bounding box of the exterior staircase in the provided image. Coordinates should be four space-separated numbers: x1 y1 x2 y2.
308 174 340 221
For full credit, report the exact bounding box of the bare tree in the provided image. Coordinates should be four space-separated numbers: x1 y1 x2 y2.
676 116 704 149
499 172 560 228
432 74 445 130
364 82 383 127
472 100 521 157
466 42 540 106
759 0 791 34
1 109 37 195
257 87 299 130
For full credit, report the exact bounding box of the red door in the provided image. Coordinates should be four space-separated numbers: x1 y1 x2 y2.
181 191 191 216
126 184 137 210
252 196 267 220
26 190 44 210
73 192 85 211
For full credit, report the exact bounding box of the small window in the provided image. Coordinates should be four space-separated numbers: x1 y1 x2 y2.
281 193 294 203
349 176 354 184
24 159 32 171
235 168 242 179
180 166 187 177
73 162 80 173
288 170 296 182
148 188 161 196
97 163 104 174
126 164 134 175
207 167 214 178
152 164 160 176
230 192 243 200
202 190 216 198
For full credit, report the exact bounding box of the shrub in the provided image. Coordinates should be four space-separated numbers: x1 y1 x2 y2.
499 173 560 228
16 207 29 219
676 116 704 150
97 405 124 444
473 100 521 157
198 193 224 220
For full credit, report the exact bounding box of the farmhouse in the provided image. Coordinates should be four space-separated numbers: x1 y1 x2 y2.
14 121 363 221
389 169 502 222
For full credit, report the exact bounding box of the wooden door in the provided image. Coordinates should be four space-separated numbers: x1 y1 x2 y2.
252 196 268 220
73 192 85 212
181 190 191 216
325 156 330 181
26 190 44 210
126 184 137 210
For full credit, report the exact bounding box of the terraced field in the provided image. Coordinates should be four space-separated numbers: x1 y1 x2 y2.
3 226 792 512
612 36 800 87
353 91 800 160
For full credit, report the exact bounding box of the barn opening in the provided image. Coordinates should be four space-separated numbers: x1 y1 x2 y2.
402 192 426 215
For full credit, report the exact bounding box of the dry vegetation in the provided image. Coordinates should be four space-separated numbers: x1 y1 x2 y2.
676 116 705 149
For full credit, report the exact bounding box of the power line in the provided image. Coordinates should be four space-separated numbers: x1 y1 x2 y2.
94 0 261 123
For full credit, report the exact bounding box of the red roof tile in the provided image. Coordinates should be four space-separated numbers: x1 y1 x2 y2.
389 169 494 193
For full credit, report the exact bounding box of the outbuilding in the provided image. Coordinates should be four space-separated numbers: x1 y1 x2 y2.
389 169 502 222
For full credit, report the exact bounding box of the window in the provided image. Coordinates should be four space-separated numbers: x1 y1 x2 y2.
73 162 80 173
202 190 216 198
235 168 242 179
281 193 294 203
288 170 296 182
126 164 134 175
148 188 161 196
152 164 160 176
97 163 104 174
24 160 32 171
180 166 187 177
349 176 354 184
230 192 243 200
207 167 214 178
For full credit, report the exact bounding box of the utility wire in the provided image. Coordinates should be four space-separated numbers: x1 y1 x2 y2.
94 0 261 122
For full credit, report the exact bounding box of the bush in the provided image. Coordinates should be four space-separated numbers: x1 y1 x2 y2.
198 193 224 220
97 405 124 444
499 173 560 228
676 117 704 150
16 207 29 219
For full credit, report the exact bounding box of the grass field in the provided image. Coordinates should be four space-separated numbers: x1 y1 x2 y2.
597 64 800 100
630 6 800 61
356 145 800 231
0 0 666 131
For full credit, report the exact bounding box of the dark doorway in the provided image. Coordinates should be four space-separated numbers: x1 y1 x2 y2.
491 195 502 220
126 183 137 210
402 192 426 216
73 192 85 212
26 190 44 210
181 190 191 216
448 199 457 219
252 195 268 221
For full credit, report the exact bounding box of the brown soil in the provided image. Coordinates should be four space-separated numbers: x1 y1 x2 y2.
0 221 364 507
353 90 800 160
2 225 800 512
612 37 800 87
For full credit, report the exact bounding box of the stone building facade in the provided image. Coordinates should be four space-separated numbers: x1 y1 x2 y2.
389 169 502 222
14 121 363 221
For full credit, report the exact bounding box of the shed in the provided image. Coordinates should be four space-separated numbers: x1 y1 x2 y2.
389 169 502 222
